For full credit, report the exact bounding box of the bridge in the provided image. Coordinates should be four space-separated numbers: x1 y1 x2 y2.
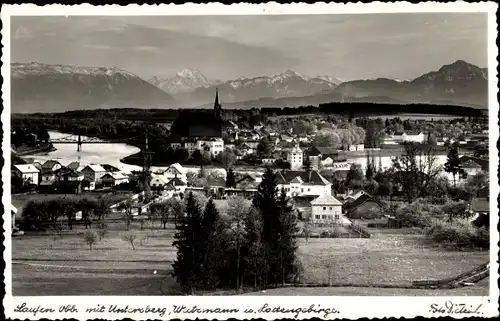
49 134 143 152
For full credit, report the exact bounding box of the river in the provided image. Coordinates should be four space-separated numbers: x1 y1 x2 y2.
27 131 449 175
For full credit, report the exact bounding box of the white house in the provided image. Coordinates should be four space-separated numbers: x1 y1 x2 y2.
287 145 303 171
310 194 344 224
163 163 187 181
150 175 169 189
348 144 365 151
384 132 426 145
80 164 107 183
276 170 332 198
13 164 40 185
197 138 224 157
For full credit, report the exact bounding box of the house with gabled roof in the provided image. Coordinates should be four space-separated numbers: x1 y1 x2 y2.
162 163 187 181
42 160 62 171
80 164 107 183
12 164 40 185
310 194 344 224
276 169 332 198
343 194 385 219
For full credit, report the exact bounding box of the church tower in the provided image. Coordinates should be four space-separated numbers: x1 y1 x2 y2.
214 88 222 119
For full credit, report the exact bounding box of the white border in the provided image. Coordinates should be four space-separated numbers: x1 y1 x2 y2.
2 3 499 320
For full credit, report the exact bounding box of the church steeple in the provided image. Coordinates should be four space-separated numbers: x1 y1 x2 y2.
214 88 222 118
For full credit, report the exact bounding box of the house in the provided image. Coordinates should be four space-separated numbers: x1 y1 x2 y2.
348 144 365 151
286 145 303 170
12 164 40 185
168 177 188 194
54 167 84 182
40 168 56 183
234 174 259 189
384 132 426 144
343 190 369 203
197 137 225 157
101 172 129 187
276 170 332 197
150 175 169 190
262 158 276 165
32 162 43 171
80 164 107 183
459 156 489 173
310 194 344 224
343 194 385 219
253 122 264 131
307 146 348 170
163 163 187 181
42 160 62 171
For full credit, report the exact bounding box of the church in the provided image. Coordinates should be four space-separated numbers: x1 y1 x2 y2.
168 89 225 157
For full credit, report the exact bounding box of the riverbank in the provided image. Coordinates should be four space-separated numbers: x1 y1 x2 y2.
14 143 56 157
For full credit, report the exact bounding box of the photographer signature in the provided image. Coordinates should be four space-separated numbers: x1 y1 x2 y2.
430 301 483 315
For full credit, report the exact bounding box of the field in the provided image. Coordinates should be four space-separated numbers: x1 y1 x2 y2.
11 224 489 296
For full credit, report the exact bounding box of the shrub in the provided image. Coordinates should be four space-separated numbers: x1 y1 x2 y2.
330 226 343 238
121 232 138 250
83 230 98 250
425 218 489 248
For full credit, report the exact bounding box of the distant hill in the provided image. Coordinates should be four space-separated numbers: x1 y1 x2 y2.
11 62 178 113
331 60 488 108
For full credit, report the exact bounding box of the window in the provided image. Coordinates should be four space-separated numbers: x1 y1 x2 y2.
323 207 326 210
322 215 327 219
301 188 304 192
315 215 320 219
335 214 340 220
308 188 311 192
329 207 332 210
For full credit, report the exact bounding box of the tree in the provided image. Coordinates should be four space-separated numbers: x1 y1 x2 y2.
252 167 279 287
257 137 272 156
117 200 135 231
276 188 300 286
444 145 465 187
242 208 265 288
313 128 341 148
227 196 251 290
97 221 108 241
473 144 488 158
226 168 236 188
121 232 138 250
83 230 98 250
391 143 442 203
171 192 204 293
200 199 220 289
427 132 437 145
217 148 236 170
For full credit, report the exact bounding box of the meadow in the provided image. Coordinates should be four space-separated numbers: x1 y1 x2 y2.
11 223 489 296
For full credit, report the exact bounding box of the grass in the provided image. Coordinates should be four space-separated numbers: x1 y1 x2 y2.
10 223 489 296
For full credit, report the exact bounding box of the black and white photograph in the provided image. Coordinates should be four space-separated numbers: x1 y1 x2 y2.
3 2 498 320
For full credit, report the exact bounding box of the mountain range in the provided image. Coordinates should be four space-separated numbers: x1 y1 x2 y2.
11 60 488 114
11 62 178 113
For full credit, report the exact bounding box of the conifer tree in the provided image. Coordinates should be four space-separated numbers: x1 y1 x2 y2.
200 199 220 289
252 167 280 286
172 192 204 293
226 168 236 188
276 188 299 285
444 144 465 187
242 208 265 288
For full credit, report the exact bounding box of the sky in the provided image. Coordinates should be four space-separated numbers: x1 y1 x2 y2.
10 14 488 82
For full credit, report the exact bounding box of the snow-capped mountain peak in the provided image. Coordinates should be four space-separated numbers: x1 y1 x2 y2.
149 68 217 94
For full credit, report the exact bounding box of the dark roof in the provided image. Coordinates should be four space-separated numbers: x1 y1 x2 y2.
471 198 489 213
101 164 120 172
344 194 384 213
207 177 226 187
316 147 339 156
170 110 223 138
42 160 61 169
168 177 187 186
67 161 80 170
280 170 331 185
459 156 488 171
293 195 317 207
